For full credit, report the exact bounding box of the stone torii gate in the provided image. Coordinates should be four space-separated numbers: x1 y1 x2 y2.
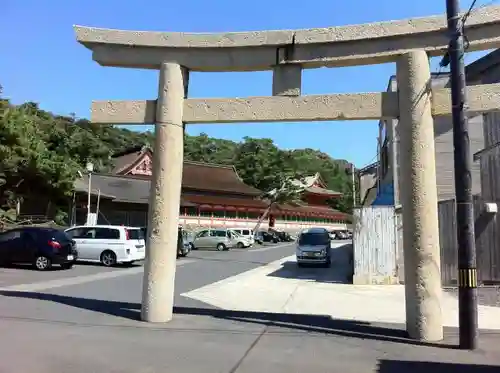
75 6 500 342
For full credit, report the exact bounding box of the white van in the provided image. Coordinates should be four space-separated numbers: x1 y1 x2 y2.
65 225 146 266
230 228 255 245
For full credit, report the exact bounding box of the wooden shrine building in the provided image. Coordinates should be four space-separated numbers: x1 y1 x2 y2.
71 146 349 231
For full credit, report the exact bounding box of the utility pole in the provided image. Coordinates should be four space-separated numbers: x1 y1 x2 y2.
86 162 94 225
351 164 356 207
445 0 478 350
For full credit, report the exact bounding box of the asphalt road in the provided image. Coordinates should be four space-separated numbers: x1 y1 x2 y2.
0 241 500 372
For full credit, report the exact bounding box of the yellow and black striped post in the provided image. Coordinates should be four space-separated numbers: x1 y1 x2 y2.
458 268 477 289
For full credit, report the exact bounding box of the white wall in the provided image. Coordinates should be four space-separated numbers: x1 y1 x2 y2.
179 216 348 233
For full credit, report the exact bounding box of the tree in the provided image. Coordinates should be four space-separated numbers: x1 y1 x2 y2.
253 176 305 232
0 88 355 225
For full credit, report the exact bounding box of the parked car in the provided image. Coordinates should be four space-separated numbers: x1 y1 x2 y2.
256 230 280 244
229 228 255 245
189 228 250 251
338 230 352 240
271 230 294 242
227 229 253 248
296 227 332 267
65 225 145 267
0 227 78 270
177 226 191 257
141 226 191 258
332 230 349 240
254 231 264 245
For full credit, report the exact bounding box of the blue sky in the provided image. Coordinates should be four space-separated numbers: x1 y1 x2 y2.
1 0 490 167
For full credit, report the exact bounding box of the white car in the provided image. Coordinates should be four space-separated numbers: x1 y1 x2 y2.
228 229 253 248
65 225 146 266
229 228 255 245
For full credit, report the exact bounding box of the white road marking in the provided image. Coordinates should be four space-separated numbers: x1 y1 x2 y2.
249 242 294 252
0 259 194 293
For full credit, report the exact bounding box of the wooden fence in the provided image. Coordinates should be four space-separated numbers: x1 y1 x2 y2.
438 196 500 285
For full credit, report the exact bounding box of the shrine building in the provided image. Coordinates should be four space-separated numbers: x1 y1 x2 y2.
71 146 350 231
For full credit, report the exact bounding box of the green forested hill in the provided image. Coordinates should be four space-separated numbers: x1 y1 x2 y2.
0 91 354 222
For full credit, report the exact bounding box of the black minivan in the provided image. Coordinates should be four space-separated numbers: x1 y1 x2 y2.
0 227 78 270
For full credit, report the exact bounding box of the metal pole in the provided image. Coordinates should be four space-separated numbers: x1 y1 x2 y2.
96 189 101 222
87 172 92 224
352 164 356 207
445 0 478 350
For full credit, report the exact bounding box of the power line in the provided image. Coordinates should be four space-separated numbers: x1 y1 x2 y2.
438 0 497 71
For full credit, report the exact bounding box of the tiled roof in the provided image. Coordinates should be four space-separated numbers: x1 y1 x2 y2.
74 174 346 218
182 161 261 195
74 174 196 207
111 147 147 174
289 173 342 196
304 185 342 196
111 147 262 195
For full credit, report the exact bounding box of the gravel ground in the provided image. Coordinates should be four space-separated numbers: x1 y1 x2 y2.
444 286 500 307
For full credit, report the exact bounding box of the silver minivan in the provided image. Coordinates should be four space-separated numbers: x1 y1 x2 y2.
189 228 237 251
296 227 332 267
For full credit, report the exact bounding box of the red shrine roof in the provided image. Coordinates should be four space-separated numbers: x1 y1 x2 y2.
111 146 261 196
292 173 342 197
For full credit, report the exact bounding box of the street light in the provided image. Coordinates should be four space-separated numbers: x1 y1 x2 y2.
86 162 94 224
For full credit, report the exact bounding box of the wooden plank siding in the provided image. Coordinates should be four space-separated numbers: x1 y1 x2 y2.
380 74 484 203
353 206 398 285
433 113 484 200
438 196 500 285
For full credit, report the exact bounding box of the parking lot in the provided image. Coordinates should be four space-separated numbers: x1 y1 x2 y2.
1 240 500 372
0 241 291 291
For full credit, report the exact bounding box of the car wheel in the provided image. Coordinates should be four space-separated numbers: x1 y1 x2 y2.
61 262 74 270
100 250 117 267
34 255 52 271
236 242 244 249
216 243 226 251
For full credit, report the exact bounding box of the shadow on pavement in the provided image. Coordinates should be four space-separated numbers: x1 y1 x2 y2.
0 263 62 272
377 360 499 372
267 243 353 284
0 290 456 349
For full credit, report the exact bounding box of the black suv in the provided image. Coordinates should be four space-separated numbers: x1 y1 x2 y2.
0 227 78 270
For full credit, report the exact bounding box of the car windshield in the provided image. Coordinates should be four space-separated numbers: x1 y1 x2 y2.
298 233 329 246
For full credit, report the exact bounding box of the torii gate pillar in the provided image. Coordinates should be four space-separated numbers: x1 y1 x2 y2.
141 62 186 323
397 50 443 341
